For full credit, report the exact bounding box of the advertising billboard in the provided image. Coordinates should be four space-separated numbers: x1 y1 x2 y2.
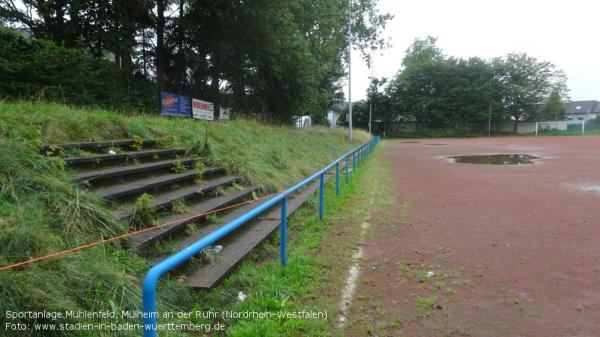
192 99 214 120
161 92 191 117
220 107 231 121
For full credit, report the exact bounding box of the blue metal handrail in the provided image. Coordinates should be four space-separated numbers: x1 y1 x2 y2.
141 136 380 336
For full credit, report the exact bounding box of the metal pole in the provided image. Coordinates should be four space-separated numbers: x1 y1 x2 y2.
345 155 349 183
488 76 492 137
369 53 373 135
319 173 325 219
348 0 353 141
335 162 340 196
280 197 287 266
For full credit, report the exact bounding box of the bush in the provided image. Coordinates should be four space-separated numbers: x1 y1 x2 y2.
0 29 157 112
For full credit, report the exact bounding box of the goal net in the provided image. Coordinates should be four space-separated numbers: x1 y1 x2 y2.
535 121 585 136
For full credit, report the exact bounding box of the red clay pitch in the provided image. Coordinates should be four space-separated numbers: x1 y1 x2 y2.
350 136 600 337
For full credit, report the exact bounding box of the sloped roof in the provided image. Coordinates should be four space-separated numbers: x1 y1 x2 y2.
565 101 599 114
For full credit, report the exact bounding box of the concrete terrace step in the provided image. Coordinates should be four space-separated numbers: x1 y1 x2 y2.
41 139 157 152
116 175 239 220
65 148 185 166
184 218 281 289
71 158 197 183
183 176 330 289
151 197 270 263
131 186 258 249
94 167 223 200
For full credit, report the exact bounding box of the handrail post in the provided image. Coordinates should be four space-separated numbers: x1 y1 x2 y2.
142 272 159 337
335 162 340 196
361 145 364 163
319 172 324 219
359 146 362 165
345 155 349 183
361 145 364 162
280 197 287 266
352 150 356 171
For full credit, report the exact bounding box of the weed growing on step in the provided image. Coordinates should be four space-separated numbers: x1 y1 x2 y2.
171 198 188 214
132 135 144 151
212 186 227 197
133 193 156 226
205 213 220 223
171 160 186 173
193 162 206 183
231 182 244 191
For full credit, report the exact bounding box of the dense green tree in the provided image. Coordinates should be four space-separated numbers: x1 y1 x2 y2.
1 0 391 122
384 37 568 132
492 53 567 130
540 90 565 121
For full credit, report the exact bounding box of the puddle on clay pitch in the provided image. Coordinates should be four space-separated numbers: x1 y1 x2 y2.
580 185 600 193
449 154 538 165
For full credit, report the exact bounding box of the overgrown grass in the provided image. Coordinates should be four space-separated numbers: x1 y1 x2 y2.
0 100 369 336
0 100 368 191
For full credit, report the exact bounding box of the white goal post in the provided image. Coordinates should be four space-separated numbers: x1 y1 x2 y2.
535 120 585 136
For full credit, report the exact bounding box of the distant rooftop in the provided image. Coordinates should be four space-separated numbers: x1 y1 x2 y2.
565 100 600 114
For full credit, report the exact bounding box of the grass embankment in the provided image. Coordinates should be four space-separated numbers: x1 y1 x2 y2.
0 100 369 336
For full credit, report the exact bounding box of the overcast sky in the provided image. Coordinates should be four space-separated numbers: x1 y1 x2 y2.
345 0 600 102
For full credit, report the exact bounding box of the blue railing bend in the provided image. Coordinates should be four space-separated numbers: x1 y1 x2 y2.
142 135 381 336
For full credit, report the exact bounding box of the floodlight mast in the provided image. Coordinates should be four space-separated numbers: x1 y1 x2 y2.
369 52 373 135
348 0 353 141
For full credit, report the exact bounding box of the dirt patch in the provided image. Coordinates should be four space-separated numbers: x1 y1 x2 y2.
346 136 600 337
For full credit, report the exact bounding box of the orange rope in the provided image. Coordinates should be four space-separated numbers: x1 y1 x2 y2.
0 193 278 272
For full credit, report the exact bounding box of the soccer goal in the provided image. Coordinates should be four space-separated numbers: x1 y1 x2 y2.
535 120 585 136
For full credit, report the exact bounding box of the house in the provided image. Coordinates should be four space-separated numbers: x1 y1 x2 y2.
564 100 600 121
328 101 364 128
293 115 312 128
328 102 352 128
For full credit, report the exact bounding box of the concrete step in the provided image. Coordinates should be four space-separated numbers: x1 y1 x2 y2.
150 197 270 263
116 175 239 220
65 148 185 167
41 139 157 153
182 176 329 289
94 167 223 200
71 158 197 183
131 186 258 250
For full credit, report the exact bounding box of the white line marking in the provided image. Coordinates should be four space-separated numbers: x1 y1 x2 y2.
336 206 373 327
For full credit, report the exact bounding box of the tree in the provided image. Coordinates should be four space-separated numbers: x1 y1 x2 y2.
385 37 496 130
0 0 392 121
540 90 565 121
493 53 568 131
382 38 569 133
